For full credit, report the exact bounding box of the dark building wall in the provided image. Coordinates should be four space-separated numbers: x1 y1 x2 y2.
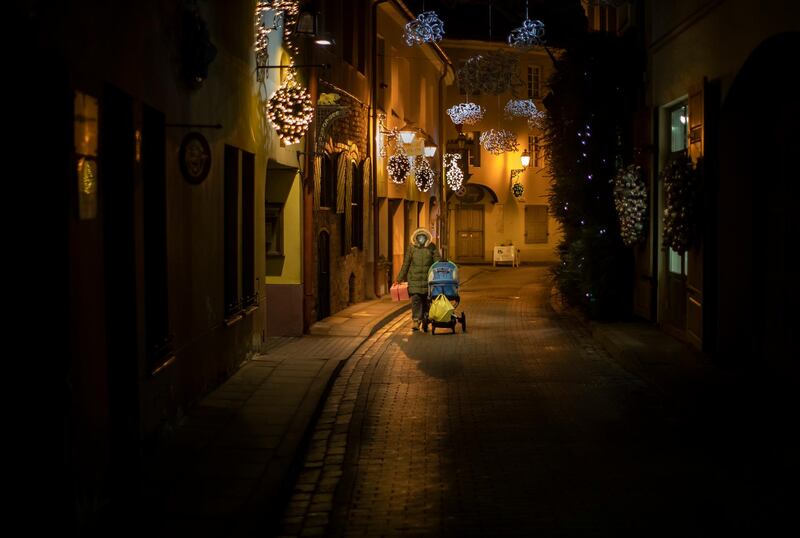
35 0 273 526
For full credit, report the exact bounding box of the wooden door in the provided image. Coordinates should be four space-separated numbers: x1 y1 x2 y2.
317 231 330 320
456 205 484 261
685 80 706 349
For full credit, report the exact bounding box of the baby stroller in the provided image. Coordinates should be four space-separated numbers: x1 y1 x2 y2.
422 261 467 335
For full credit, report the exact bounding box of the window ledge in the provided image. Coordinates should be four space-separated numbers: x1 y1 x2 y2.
224 312 243 327
149 354 177 378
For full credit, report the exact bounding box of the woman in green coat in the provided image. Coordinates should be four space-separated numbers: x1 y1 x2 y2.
395 227 441 330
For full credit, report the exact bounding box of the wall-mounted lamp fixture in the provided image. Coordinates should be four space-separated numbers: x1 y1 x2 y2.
314 33 335 46
399 130 416 144
296 11 316 35
520 149 531 168
424 145 437 158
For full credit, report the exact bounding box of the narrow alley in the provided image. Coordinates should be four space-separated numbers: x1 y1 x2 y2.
279 267 793 537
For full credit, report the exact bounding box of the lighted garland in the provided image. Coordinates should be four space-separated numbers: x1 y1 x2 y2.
388 147 411 184
661 154 700 254
413 157 435 192
508 18 546 49
404 11 444 46
457 51 521 96
258 1 300 56
504 98 542 121
447 102 485 125
254 4 282 81
445 153 464 191
611 164 647 246
527 109 547 131
480 129 519 155
268 71 314 144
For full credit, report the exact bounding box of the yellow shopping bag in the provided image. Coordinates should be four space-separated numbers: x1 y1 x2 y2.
428 294 454 322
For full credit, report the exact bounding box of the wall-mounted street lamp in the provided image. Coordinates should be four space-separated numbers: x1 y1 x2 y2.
520 149 531 169
424 145 437 158
399 129 417 144
296 10 335 46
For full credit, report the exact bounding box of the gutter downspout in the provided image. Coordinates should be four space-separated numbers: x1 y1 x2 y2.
303 69 318 332
371 0 389 297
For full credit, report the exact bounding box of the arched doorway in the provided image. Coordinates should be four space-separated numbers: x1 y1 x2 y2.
317 231 331 320
449 183 499 262
718 32 799 369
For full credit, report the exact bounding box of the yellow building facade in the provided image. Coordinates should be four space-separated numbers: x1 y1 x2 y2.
440 40 561 265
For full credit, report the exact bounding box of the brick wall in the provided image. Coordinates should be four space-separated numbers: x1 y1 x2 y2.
312 91 370 319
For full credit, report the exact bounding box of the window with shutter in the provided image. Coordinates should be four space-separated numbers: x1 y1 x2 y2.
525 205 548 244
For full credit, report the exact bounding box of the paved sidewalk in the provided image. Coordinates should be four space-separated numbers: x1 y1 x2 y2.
141 295 412 537
138 267 491 537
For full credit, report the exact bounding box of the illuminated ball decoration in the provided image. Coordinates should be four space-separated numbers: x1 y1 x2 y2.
268 71 314 144
611 164 648 247
403 11 444 46
447 102 485 125
413 156 435 192
445 153 464 191
388 149 411 184
480 129 519 155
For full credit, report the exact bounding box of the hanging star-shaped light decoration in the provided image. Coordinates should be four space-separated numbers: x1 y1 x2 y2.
447 102 485 125
508 1 546 49
403 11 444 46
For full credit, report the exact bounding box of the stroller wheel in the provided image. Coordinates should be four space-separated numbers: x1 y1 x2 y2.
460 312 467 332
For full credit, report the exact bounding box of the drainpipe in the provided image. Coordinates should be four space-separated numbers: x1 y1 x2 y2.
303 68 318 332
371 0 389 297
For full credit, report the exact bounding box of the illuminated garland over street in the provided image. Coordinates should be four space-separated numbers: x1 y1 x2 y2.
508 18 545 49
447 102 484 125
268 70 314 144
413 156 435 192
505 99 541 121
388 146 411 184
404 11 445 46
457 51 521 95
480 129 519 154
445 153 464 191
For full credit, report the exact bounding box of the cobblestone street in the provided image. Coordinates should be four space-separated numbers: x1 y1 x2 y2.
279 266 791 537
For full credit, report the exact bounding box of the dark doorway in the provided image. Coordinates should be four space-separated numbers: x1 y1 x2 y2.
718 32 800 370
100 85 140 507
317 231 331 320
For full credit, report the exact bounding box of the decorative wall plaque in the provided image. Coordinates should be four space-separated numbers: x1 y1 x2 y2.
179 131 211 185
